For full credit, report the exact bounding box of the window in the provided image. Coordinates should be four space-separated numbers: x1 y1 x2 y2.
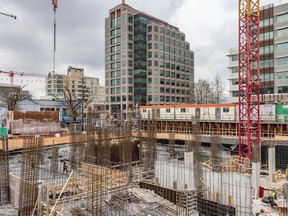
154 34 158 41
128 25 133 32
166 108 171 113
260 45 273 54
223 107 229 113
277 71 288 79
277 14 288 23
128 43 133 49
148 52 152 58
128 14 133 23
277 28 288 37
165 29 170 36
278 86 288 93
148 26 152 32
231 78 238 85
231 54 238 61
143 109 147 113
148 34 152 41
180 108 186 113
148 43 152 49
232 91 238 97
122 86 126 93
154 43 158 49
232 66 238 73
154 26 158 32
276 42 288 52
128 34 133 41
260 18 273 27
122 78 126 84
154 51 158 58
260 31 273 41
276 56 288 65
260 59 273 68
154 78 158 84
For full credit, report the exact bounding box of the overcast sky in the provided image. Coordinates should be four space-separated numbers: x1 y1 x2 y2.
0 0 287 98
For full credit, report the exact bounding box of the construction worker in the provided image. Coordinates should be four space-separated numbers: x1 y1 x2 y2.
271 191 277 200
63 159 68 173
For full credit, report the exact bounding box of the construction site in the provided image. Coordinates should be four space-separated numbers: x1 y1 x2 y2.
0 0 288 215
0 106 285 216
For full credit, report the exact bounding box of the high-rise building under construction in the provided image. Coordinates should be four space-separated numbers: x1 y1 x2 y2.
105 1 194 114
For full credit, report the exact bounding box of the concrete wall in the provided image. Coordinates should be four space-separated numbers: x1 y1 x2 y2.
9 174 20 207
155 153 252 215
155 152 194 190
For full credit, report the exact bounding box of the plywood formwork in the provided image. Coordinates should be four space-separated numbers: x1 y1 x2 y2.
79 162 129 215
80 163 128 190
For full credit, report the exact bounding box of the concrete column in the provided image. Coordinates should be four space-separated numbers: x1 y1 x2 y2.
268 147 276 182
252 162 260 199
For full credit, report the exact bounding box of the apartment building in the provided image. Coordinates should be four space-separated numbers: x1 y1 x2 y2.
228 3 288 103
105 1 194 113
46 66 100 102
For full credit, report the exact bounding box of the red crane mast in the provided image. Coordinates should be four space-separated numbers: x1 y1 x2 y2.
238 0 261 161
0 70 47 85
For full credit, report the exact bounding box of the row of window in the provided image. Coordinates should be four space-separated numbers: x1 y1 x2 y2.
148 69 192 77
278 86 288 93
231 73 274 85
147 107 230 114
105 69 193 80
110 43 133 53
108 84 189 95
147 60 192 71
277 13 288 24
148 34 189 49
277 71 288 79
147 43 192 58
148 50 192 61
260 18 273 27
148 25 185 41
106 69 134 79
232 56 288 70
108 95 187 103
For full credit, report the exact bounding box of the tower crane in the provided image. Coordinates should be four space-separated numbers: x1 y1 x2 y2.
238 0 261 199
0 70 47 85
0 11 16 19
238 0 260 161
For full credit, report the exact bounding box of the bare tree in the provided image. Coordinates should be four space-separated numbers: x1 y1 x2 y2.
0 85 33 111
194 79 212 104
211 73 226 104
193 74 225 104
48 79 95 123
